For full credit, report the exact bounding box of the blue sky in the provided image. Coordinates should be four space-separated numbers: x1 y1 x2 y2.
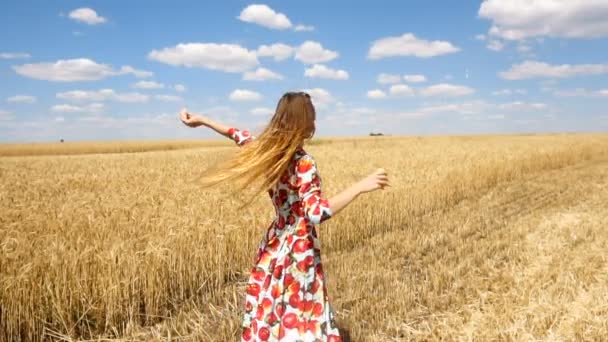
1 0 607 142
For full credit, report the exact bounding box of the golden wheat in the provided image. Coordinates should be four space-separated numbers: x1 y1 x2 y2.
1 134 607 341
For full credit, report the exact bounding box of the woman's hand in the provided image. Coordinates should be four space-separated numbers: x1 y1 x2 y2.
356 168 389 193
179 108 206 128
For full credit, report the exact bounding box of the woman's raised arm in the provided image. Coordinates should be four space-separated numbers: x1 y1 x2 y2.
179 109 253 146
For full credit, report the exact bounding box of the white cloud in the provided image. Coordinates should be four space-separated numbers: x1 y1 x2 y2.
419 83 475 97
56 89 149 103
498 101 547 111
475 34 486 41
294 41 338 64
486 40 504 51
367 89 387 99
119 66 153 78
51 103 104 113
389 84 414 97
148 43 258 73
500 61 608 80
133 80 164 89
229 89 262 101
554 88 608 97
251 107 274 116
256 43 294 61
302 88 334 107
238 4 292 30
7 95 37 103
13 58 152 82
174 84 187 92
155 94 183 102
403 74 427 83
517 43 533 53
377 73 401 84
421 101 490 114
0 110 13 121
294 24 314 32
243 67 284 81
0 52 30 59
492 88 527 96
304 64 349 80
368 33 460 59
488 114 505 120
479 0 608 40
68 8 107 25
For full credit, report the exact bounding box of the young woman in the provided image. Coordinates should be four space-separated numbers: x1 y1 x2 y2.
179 92 389 341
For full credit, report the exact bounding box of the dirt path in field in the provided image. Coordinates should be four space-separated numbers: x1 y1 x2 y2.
135 158 608 341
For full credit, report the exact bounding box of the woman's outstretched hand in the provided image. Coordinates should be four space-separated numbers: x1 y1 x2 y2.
357 168 390 193
179 108 206 128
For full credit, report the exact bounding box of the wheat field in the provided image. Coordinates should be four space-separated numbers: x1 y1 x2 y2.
1 134 608 341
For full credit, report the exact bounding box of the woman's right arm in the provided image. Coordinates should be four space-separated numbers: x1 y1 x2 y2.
179 109 252 146
180 109 231 137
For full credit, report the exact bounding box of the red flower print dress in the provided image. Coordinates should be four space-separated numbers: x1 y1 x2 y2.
227 128 342 342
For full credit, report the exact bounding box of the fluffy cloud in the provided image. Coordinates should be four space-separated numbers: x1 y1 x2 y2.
148 43 258 73
368 33 460 59
174 84 187 92
403 74 427 83
304 64 349 80
56 89 149 103
0 52 30 59
294 24 314 32
492 89 527 96
7 95 36 103
419 83 475 97
389 84 414 97
238 4 292 30
133 81 164 89
229 89 262 101
13 58 152 82
498 101 547 111
500 61 608 80
486 40 504 51
302 88 334 107
421 101 490 114
68 8 106 25
256 43 294 61
377 73 401 84
295 41 338 64
0 110 13 121
554 88 608 97
243 67 284 81
367 89 387 99
51 103 104 113
479 0 608 40
155 94 183 102
237 4 313 32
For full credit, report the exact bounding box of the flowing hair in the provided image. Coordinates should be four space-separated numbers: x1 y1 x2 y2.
199 92 316 203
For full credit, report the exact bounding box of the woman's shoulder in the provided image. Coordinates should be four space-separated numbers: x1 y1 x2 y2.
293 147 315 163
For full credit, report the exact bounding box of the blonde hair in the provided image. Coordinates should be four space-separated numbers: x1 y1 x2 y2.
200 92 316 201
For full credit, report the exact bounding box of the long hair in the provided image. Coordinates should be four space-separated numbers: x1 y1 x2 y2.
200 92 316 202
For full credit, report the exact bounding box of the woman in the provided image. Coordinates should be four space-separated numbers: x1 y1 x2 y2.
180 92 389 341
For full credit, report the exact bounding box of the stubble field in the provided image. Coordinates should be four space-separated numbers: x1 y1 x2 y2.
1 134 608 341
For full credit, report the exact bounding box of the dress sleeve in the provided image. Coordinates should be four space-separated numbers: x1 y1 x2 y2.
227 127 253 147
296 155 332 224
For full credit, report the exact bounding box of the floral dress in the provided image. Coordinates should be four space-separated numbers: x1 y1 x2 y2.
227 128 342 342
